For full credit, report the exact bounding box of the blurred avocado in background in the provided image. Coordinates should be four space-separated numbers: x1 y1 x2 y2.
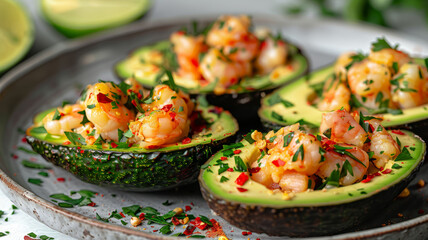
285 0 428 29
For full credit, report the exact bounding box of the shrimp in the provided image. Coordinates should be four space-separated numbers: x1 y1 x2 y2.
206 15 259 62
170 31 206 79
320 110 368 148
316 144 369 186
347 59 391 97
84 82 135 142
368 48 410 73
129 85 191 148
43 104 84 135
366 119 400 169
318 76 351 111
250 124 323 193
391 63 428 109
255 36 288 75
199 48 252 94
334 52 356 81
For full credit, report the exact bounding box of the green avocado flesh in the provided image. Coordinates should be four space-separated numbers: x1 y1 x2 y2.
115 41 308 94
26 104 238 191
200 130 425 207
259 58 428 129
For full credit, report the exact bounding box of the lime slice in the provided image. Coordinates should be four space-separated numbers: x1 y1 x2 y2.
0 0 33 74
41 0 152 38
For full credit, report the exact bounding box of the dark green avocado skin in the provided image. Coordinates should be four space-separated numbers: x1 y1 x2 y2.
199 154 425 237
27 136 230 191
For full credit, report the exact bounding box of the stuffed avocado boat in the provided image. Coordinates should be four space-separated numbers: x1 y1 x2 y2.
26 77 238 191
199 109 425 237
259 38 428 136
115 15 308 121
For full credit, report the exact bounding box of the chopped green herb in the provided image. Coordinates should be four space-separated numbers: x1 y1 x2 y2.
64 132 86 145
38 171 49 177
96 213 109 222
220 176 229 183
58 202 74 208
395 147 412 161
52 109 61 121
283 132 294 147
121 220 128 225
122 205 142 217
234 156 247 172
86 104 96 109
162 200 173 206
268 135 277 143
271 111 284 122
392 62 398 73
17 146 37 155
372 37 398 52
21 160 51 169
243 132 255 144
391 163 402 169
292 144 304 162
28 178 43 186
323 128 331 138
31 126 47 134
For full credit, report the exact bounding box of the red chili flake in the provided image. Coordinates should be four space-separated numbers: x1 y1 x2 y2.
404 145 409 148
237 187 248 192
379 167 384 171
176 30 185 35
260 40 268 50
220 157 228 161
361 178 371 183
146 145 160 149
287 64 294 70
233 149 241 154
235 172 249 186
139 212 145 220
57 177 65 182
110 142 118 148
131 99 137 107
153 230 158 232
256 238 261 240
209 106 223 114
391 129 405 135
272 159 285 167
21 137 27 143
171 216 180 225
161 104 173 112
118 212 125 218
418 209 425 214
183 225 196 235
374 172 381 177
63 141 71 145
190 58 199 68
12 154 18 159
382 169 392 174
249 167 261 173
182 137 191 144
227 168 234 172
185 205 192 212
97 93 113 103
80 150 84 154
169 111 176 121
24 236 37 240
190 217 208 230
87 202 96 207
137 92 142 99
190 202 194 206
242 231 252 236
128 143 134 148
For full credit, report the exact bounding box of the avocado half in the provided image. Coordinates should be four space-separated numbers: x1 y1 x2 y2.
198 130 425 237
258 59 428 135
26 102 238 191
115 41 308 122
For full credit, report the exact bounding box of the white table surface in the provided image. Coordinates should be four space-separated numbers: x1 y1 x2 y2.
1 0 428 239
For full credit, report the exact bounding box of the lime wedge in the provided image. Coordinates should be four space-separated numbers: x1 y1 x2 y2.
41 0 152 38
0 0 33 74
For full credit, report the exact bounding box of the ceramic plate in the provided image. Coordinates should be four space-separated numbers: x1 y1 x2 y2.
1 15 428 239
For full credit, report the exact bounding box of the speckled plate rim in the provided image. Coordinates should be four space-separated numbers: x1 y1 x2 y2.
1 15 428 239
